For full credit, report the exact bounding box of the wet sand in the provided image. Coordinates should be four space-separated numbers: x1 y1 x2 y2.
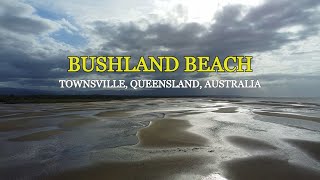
285 139 320 162
8 129 63 141
95 110 131 117
222 156 320 180
254 111 320 123
0 111 54 120
226 136 277 151
137 118 208 147
237 101 315 109
0 118 40 131
0 111 22 117
46 155 213 180
58 116 98 128
0 98 320 179
213 107 238 113
0 115 98 132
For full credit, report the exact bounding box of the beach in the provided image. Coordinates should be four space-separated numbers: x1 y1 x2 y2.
0 98 320 179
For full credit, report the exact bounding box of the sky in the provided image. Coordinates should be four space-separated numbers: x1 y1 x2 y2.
0 0 319 97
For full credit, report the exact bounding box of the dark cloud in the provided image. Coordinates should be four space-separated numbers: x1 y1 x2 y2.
94 0 320 57
0 15 54 35
0 1 57 35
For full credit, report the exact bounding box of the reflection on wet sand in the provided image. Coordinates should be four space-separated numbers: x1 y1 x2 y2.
137 119 208 147
223 156 320 180
46 155 213 180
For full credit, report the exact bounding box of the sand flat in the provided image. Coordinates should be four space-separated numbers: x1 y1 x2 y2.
1 98 320 179
95 110 131 118
254 111 320 123
213 107 238 113
0 111 53 120
58 116 98 128
284 139 320 162
45 155 213 180
137 118 208 147
226 136 277 151
8 129 63 141
0 111 22 117
222 156 320 180
0 118 38 131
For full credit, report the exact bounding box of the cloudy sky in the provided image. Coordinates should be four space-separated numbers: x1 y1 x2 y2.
0 0 319 97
